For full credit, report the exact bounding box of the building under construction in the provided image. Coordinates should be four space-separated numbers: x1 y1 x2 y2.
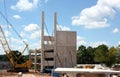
29 12 77 72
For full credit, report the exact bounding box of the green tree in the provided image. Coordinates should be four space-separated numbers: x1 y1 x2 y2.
94 44 118 67
94 44 108 64
77 45 86 64
86 46 95 64
107 47 118 66
77 45 95 64
115 45 120 64
0 54 8 61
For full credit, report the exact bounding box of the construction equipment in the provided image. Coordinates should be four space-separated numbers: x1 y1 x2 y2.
0 25 31 72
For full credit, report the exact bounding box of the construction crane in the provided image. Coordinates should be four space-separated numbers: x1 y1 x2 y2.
0 25 31 72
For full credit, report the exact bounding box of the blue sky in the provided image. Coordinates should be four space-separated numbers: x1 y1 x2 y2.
0 0 120 54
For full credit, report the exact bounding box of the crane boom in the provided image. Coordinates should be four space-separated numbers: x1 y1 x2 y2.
0 25 15 66
0 25 31 72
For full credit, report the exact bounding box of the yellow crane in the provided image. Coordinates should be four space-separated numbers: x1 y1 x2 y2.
0 25 31 72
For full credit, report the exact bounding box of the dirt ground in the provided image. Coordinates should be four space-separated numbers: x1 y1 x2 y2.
22 73 52 77
0 70 52 77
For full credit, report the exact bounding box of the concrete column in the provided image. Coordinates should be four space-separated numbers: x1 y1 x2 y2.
54 12 57 68
34 50 37 71
41 11 44 72
29 51 31 61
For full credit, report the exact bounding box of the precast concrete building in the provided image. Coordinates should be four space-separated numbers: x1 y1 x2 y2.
29 49 41 70
30 12 77 72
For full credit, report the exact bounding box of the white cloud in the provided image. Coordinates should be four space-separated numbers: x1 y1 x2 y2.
0 25 30 55
1 25 12 30
29 40 41 49
112 28 119 33
45 0 48 3
98 0 120 9
30 31 40 39
72 0 120 29
57 25 70 31
23 23 41 40
119 41 120 45
77 36 87 47
0 44 5 54
88 41 108 48
11 43 28 54
20 31 28 37
1 35 29 55
13 15 21 19
4 30 11 37
24 24 39 32
10 37 23 44
9 37 28 53
11 0 38 11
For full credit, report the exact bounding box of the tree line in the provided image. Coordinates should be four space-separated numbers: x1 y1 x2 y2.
1 45 120 68
77 44 120 67
0 50 29 63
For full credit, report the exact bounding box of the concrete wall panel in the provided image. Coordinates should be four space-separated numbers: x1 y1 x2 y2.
55 31 76 68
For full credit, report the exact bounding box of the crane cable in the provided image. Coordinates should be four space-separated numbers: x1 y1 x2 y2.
3 0 7 21
44 21 63 67
0 11 27 45
0 11 28 62
56 21 62 31
1 1 18 60
43 22 52 67
1 0 25 43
